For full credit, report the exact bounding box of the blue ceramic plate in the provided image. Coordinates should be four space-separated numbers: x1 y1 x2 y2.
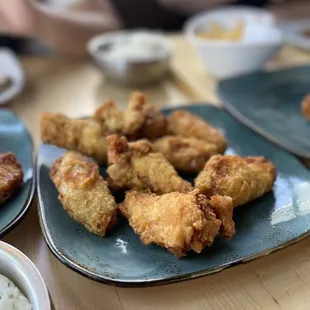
0 109 34 237
37 105 310 287
218 66 310 158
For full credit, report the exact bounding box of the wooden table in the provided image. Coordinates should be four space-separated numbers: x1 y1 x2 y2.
4 35 310 310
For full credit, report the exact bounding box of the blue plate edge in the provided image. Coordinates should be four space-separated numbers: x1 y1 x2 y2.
217 69 310 159
0 110 35 238
35 104 310 287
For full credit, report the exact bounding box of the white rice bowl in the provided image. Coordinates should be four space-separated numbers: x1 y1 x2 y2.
0 274 32 310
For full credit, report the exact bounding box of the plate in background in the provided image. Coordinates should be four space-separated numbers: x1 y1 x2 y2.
0 110 34 237
279 20 310 50
219 65 310 158
0 49 25 105
37 105 310 287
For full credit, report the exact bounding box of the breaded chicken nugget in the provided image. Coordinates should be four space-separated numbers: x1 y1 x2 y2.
168 110 227 153
119 190 222 257
107 135 193 194
50 151 117 236
0 153 23 204
195 155 277 207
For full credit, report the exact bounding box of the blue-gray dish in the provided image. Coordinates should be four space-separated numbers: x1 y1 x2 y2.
37 105 310 287
0 109 34 237
218 65 310 158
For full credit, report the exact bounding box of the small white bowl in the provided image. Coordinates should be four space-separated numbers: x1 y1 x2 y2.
87 31 172 86
0 241 50 310
185 6 283 79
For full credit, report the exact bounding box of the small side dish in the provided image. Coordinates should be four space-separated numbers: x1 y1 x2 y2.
40 92 277 259
301 94 310 121
0 153 23 205
0 274 32 310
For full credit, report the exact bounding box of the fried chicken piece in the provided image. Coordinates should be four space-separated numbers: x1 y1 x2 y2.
195 155 277 207
93 99 144 136
152 135 218 173
0 153 23 205
119 190 222 257
94 92 168 139
209 195 235 239
41 113 108 164
128 92 168 139
168 110 227 153
107 135 193 194
50 151 117 236
301 94 310 121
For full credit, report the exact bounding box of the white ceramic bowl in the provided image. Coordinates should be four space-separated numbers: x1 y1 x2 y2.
0 242 50 310
185 6 283 79
87 31 172 86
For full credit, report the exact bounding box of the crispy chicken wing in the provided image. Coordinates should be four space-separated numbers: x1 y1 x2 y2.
168 110 227 153
152 135 217 173
93 92 168 139
119 190 222 257
0 153 23 205
195 155 277 207
107 135 193 194
128 92 168 139
41 113 108 164
301 94 310 121
50 151 117 236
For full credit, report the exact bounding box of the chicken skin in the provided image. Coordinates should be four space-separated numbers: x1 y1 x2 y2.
152 135 218 173
107 135 193 194
41 113 108 164
119 190 223 257
50 151 117 236
168 110 227 153
0 153 23 205
195 155 277 207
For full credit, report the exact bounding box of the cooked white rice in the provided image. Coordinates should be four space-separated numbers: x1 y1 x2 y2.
0 274 32 310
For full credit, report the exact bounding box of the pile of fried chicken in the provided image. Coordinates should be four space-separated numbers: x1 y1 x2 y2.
41 92 277 258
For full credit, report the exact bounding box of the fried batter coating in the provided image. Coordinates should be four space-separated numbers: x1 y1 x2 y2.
41 113 108 164
195 155 277 207
119 190 222 257
0 153 23 205
93 92 168 139
168 110 227 153
301 94 310 121
107 135 193 194
209 195 235 239
50 151 117 236
128 92 168 139
152 135 217 173
93 99 145 136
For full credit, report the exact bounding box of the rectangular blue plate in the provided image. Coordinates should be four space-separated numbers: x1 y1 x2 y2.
0 109 34 237
218 66 310 158
37 105 310 287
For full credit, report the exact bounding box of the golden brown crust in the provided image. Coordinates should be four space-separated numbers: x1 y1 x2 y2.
127 92 168 139
195 155 277 207
168 110 227 153
0 153 23 205
119 190 221 257
41 113 108 164
50 151 117 236
152 135 218 173
107 135 193 194
301 94 310 121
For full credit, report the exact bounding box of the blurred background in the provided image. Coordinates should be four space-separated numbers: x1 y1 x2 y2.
1 0 309 56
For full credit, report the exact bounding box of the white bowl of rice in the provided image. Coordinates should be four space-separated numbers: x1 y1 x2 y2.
0 241 50 310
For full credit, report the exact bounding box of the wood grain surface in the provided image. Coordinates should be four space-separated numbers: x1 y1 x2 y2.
3 35 310 310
